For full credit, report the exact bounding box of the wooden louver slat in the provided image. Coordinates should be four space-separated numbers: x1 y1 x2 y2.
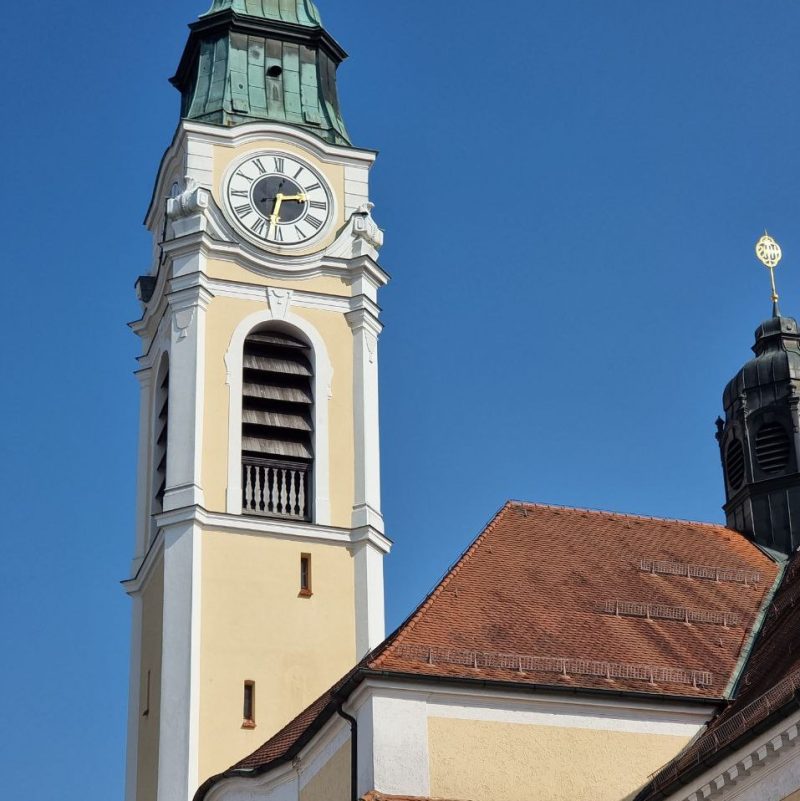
242 329 314 479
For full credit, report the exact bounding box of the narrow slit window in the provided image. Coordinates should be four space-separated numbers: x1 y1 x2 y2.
300 553 312 597
243 681 256 728
143 669 151 718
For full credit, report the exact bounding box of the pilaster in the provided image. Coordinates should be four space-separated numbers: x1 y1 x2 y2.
124 595 144 801
346 306 384 533
133 367 154 570
163 277 213 511
157 519 203 801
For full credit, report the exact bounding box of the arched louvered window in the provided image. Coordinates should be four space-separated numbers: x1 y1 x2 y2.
153 361 169 515
755 422 791 474
726 438 745 491
241 330 313 521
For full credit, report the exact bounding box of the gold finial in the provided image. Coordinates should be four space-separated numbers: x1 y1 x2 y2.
755 232 783 305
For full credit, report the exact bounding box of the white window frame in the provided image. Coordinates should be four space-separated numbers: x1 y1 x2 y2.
225 310 333 524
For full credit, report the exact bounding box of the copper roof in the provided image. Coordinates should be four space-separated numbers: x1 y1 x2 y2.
195 502 779 799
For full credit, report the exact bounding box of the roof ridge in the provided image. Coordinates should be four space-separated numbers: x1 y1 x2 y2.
371 502 514 667
510 499 731 531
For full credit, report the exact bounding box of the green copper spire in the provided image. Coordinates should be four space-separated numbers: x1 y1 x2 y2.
201 0 322 27
171 1 350 145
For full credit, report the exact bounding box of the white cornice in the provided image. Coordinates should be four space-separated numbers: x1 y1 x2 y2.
668 709 800 801
346 678 717 729
146 120 378 229
123 506 392 592
122 529 165 596
131 268 386 347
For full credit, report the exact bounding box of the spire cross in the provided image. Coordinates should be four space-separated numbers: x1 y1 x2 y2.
755 233 783 314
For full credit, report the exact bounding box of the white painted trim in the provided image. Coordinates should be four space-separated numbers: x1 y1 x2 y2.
163 281 211 512
296 715 351 791
346 678 717 732
224 306 333 524
156 519 203 801
346 308 384 533
124 595 143 801
146 121 376 230
123 506 391 596
133 366 155 568
352 536 386 656
666 708 800 801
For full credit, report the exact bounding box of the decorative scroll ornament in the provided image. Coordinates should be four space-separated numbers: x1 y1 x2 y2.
166 177 210 220
353 203 384 251
755 232 783 305
325 202 385 259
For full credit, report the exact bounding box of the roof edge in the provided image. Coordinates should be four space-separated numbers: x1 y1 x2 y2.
635 694 800 801
722 560 787 699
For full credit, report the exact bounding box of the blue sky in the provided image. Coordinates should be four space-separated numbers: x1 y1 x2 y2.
1 1 800 797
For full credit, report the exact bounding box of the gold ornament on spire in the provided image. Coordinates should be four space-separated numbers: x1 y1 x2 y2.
755 233 783 304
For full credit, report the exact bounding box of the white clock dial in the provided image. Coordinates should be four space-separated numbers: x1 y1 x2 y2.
224 152 333 248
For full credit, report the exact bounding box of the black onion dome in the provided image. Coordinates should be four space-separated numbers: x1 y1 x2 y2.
722 315 800 412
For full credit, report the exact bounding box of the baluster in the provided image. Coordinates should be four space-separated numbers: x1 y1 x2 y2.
256 465 265 512
243 464 254 511
293 468 301 516
286 468 296 516
280 468 289 515
297 469 306 519
266 465 275 513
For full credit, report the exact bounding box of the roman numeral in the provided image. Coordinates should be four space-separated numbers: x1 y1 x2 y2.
252 158 266 175
305 214 323 230
304 182 321 193
293 166 304 180
235 203 254 218
250 218 266 236
273 157 285 173
309 200 327 210
236 171 254 183
231 190 248 197
271 227 284 243
294 225 306 240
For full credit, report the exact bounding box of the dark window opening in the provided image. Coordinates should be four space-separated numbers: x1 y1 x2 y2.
243 681 256 728
300 553 312 597
241 330 313 521
153 366 169 515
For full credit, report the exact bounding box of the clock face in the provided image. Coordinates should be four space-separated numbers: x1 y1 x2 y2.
224 152 333 248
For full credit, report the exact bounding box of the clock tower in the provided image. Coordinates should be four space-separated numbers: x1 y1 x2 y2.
122 3 390 801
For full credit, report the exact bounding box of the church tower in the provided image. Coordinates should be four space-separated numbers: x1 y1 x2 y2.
718 237 800 556
123 3 390 800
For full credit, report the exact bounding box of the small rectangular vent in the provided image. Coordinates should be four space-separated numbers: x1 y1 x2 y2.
639 559 761 586
600 600 740 627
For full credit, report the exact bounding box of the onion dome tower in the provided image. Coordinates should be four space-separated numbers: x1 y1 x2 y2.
718 236 800 556
171 0 350 143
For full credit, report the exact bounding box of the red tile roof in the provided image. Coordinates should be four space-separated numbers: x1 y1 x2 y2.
194 502 780 799
638 551 800 800
370 502 777 698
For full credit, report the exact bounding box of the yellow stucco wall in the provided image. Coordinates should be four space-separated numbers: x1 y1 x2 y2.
428 718 692 801
782 791 800 801
198 529 357 781
205 258 352 296
300 743 350 801
201 294 356 526
136 559 164 801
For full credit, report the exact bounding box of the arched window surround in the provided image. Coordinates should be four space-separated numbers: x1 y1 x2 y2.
225 310 332 524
